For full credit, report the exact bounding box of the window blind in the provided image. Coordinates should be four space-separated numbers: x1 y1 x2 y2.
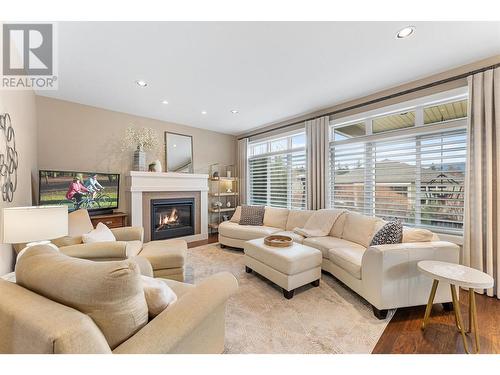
248 149 306 209
330 128 466 233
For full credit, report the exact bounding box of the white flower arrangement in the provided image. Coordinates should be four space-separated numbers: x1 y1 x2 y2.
122 126 159 152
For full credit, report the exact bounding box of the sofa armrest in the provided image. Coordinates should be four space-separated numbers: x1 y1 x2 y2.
110 226 144 242
60 241 128 261
361 241 460 309
112 272 238 354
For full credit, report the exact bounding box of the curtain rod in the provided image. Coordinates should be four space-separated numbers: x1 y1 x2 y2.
238 62 500 141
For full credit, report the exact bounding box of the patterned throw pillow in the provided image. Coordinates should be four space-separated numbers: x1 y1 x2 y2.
370 220 403 246
239 205 265 226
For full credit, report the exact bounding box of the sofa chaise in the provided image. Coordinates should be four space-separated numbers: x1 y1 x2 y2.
219 206 460 318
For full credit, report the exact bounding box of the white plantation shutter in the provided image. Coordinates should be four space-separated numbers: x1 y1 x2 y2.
248 134 307 209
330 128 467 234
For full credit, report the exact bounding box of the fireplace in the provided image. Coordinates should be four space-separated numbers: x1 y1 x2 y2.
150 198 195 240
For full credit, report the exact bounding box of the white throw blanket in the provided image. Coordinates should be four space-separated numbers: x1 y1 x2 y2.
293 209 345 237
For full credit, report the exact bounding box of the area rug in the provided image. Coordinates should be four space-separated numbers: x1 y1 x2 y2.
185 243 394 354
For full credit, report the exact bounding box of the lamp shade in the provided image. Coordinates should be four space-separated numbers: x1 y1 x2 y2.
1 206 68 244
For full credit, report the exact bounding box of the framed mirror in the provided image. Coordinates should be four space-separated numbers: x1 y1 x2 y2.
165 132 193 173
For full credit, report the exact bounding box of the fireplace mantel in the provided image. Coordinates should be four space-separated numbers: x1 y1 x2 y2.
126 171 209 242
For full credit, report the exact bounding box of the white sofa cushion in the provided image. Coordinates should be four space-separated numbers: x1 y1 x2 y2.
82 222 116 244
285 210 314 231
218 221 280 241
329 211 347 237
303 236 365 259
230 206 242 223
263 207 289 229
274 230 306 244
328 246 365 280
341 212 381 247
141 276 177 318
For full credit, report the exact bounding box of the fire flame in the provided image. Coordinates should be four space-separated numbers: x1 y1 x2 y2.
159 208 179 226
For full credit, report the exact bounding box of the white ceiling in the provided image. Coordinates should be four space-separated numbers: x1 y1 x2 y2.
38 22 500 135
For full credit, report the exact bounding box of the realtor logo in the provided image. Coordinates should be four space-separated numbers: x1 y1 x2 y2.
1 23 58 89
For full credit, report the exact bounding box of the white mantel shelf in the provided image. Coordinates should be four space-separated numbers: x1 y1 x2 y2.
126 171 209 242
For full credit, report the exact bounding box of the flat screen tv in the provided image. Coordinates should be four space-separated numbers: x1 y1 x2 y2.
39 170 120 215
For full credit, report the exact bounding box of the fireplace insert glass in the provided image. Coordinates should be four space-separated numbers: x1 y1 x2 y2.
151 198 195 240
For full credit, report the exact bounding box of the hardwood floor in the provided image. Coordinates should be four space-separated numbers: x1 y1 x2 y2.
188 234 500 354
373 289 500 354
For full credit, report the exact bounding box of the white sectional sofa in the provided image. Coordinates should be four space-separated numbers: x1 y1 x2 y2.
219 206 460 318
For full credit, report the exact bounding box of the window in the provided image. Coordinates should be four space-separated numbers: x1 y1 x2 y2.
329 94 467 234
248 132 306 209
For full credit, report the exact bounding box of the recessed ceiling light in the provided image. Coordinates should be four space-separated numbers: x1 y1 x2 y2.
161 100 169 105
201 111 207 115
396 26 415 39
230 110 239 114
136 80 148 87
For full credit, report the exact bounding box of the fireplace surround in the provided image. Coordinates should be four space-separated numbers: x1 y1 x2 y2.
150 198 195 240
126 171 208 243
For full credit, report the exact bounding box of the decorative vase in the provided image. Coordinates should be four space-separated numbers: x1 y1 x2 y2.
133 148 147 171
153 159 162 172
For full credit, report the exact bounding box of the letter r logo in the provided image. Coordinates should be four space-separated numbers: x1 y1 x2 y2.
3 24 53 76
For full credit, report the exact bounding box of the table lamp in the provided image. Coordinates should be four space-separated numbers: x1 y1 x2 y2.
1 206 68 250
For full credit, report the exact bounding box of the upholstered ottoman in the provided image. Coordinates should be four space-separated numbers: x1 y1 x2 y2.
243 238 322 299
138 239 187 281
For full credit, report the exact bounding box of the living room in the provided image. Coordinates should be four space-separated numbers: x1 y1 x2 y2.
1 1 499 373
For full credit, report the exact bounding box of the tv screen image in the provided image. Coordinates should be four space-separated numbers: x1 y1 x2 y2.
39 170 120 213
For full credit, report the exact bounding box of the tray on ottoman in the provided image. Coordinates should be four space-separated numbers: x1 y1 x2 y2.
243 238 322 299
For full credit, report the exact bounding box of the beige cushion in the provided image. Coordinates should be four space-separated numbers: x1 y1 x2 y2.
230 206 241 223
68 209 94 237
126 240 144 257
285 210 314 231
274 230 305 244
15 245 148 350
82 222 116 243
329 211 347 237
303 236 365 259
263 207 289 229
244 238 322 275
141 276 177 318
161 278 195 298
328 246 365 280
139 239 187 270
218 221 281 241
341 212 380 247
402 227 434 243
294 209 344 237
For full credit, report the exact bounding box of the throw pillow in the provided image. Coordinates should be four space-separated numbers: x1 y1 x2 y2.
82 222 116 243
15 244 148 349
230 206 242 223
370 220 403 246
239 205 265 226
141 276 177 318
293 209 344 238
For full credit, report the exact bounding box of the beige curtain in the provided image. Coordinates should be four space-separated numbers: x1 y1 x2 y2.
237 138 248 205
306 116 329 210
463 67 500 298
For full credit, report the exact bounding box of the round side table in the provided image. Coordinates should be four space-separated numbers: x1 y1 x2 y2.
417 260 494 354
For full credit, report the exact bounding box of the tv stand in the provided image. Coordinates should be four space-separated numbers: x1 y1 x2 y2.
89 211 128 229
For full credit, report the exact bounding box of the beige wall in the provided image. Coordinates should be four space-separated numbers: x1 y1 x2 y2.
36 96 237 214
0 90 38 275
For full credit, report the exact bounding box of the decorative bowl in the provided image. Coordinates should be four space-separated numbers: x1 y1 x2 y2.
264 235 293 248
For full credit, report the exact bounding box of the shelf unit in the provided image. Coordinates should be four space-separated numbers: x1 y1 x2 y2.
208 176 239 233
